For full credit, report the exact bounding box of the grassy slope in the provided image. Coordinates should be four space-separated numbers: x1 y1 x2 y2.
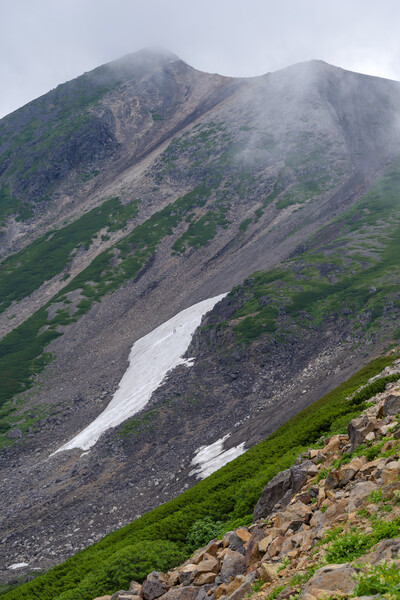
1 353 398 599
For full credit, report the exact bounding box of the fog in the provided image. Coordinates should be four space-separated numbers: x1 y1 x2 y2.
1 0 400 118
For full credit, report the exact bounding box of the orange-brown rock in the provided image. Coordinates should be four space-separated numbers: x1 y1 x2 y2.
259 563 279 583
193 572 217 586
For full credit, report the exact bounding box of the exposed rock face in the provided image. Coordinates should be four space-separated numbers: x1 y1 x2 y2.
252 461 314 521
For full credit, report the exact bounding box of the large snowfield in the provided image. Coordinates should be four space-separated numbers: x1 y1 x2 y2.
53 294 226 454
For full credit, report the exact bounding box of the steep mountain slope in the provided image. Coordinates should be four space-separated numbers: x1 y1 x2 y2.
1 50 400 585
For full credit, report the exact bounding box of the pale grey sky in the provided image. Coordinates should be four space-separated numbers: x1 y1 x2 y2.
1 0 400 118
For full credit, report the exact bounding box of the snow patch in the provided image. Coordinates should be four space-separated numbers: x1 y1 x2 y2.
8 562 29 570
52 294 226 454
190 434 246 479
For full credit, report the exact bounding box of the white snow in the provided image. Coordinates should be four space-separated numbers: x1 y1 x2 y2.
190 434 246 479
8 562 29 570
52 294 226 454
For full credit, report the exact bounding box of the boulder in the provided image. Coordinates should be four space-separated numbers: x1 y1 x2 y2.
276 501 313 532
259 563 279 583
347 415 376 450
220 549 246 582
193 572 217 585
179 565 198 586
235 528 251 544
222 531 245 555
382 393 400 417
112 593 140 600
347 481 379 512
300 563 359 598
253 461 314 521
158 587 205 600
358 537 400 565
245 526 265 567
140 572 169 600
129 582 142 595
191 541 222 564
226 582 251 600
382 461 400 484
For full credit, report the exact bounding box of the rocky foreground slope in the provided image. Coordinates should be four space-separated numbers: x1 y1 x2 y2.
96 362 400 600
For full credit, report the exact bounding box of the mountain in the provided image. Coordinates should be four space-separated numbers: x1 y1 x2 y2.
1 49 400 587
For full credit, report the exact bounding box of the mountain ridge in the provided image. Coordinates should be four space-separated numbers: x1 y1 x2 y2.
1 49 400 588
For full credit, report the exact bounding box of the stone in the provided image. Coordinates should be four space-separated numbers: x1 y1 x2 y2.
253 461 314 521
358 537 400 565
266 536 285 558
214 583 228 599
191 541 222 564
226 582 251 600
141 572 169 600
348 416 376 450
220 549 246 582
347 481 379 512
245 527 265 567
300 563 359 598
159 587 205 600
193 572 217 585
166 571 180 587
222 532 245 555
94 596 112 600
196 556 219 574
225 577 243 595
130 582 142 595
382 461 400 484
382 393 400 417
277 501 313 532
112 592 140 600
258 529 280 553
235 528 251 544
259 563 279 583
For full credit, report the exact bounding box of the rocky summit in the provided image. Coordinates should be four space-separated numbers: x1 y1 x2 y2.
2 48 400 594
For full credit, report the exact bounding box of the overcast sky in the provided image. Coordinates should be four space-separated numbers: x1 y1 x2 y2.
1 0 400 118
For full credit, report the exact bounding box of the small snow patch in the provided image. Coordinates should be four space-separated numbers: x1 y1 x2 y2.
52 294 226 454
8 562 29 570
190 434 246 479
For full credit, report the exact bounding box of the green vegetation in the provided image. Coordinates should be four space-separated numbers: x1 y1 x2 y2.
324 528 371 563
185 517 225 552
354 562 400 597
0 197 139 312
1 354 397 600
0 185 33 225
